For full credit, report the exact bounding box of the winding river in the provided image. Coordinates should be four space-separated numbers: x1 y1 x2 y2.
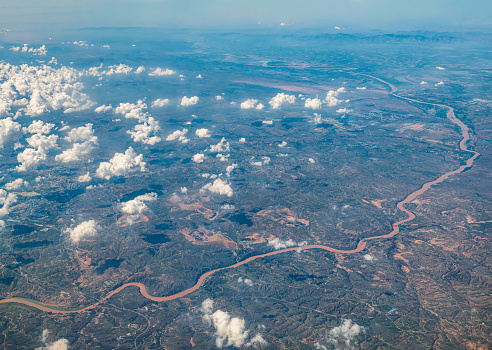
0 76 480 314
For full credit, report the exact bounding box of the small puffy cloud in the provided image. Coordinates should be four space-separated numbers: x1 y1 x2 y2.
120 192 157 215
4 178 28 190
269 93 296 109
239 138 246 143
420 81 428 85
336 108 350 114
256 103 264 110
180 96 199 106
226 163 237 176
200 299 266 349
268 238 307 250
325 89 344 106
216 96 223 100
55 137 98 162
278 141 287 148
135 66 145 74
96 147 147 180
202 178 233 197
35 335 69 350
240 99 258 109
327 319 364 349
105 64 132 75
149 67 176 76
251 156 270 166
262 120 273 125
363 254 376 261
66 220 98 243
195 128 211 138
77 172 91 182
216 153 230 161
151 98 169 107
64 124 95 143
308 158 315 163
16 148 46 171
435 82 444 86
94 104 112 113
193 153 206 163
26 134 58 151
356 87 366 90
23 120 54 135
209 138 230 153
237 277 253 287
0 189 17 218
305 98 322 109
166 128 188 142
0 117 21 147
196 74 203 79
436 66 445 70
127 117 161 145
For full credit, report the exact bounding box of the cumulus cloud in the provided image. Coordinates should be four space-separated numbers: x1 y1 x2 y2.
327 319 364 349
226 163 237 176
55 124 98 163
195 128 211 138
216 153 230 161
17 133 58 171
149 68 176 76
240 99 258 109
324 88 345 107
239 138 246 143
436 66 445 70
151 98 169 107
193 153 206 163
268 238 307 250
35 329 69 350
251 156 270 166
202 178 233 197
209 138 230 153
305 98 322 109
135 66 145 74
4 178 28 190
0 189 17 219
22 120 54 134
278 141 287 148
216 96 223 100
114 100 161 144
336 108 350 114
435 82 444 86
94 104 112 113
0 117 21 147
120 192 157 222
180 96 199 106
77 172 91 183
269 93 296 109
166 128 188 143
238 277 253 287
363 254 375 261
66 220 98 243
96 147 147 180
200 299 266 349
0 62 94 117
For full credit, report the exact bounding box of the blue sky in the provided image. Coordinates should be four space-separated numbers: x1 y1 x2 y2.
1 0 491 31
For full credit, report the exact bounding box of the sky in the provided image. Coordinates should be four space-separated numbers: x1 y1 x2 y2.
0 0 491 32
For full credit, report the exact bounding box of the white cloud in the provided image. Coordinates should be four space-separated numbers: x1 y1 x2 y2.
166 128 188 142
4 178 27 190
216 153 230 161
251 156 270 166
262 120 273 125
105 64 133 75
327 319 364 349
56 136 98 162
135 66 145 74
200 299 266 349
66 220 98 243
420 81 428 85
196 74 203 79
202 178 233 197
96 147 147 180
336 108 350 114
23 120 54 134
239 138 246 143
278 141 287 148
363 254 376 261
0 62 94 117
436 66 445 70
308 158 315 163
240 99 258 109
127 116 161 145
0 189 17 218
324 89 344 107
216 96 223 100
209 137 230 153
226 163 237 176
193 153 206 163
94 104 112 113
115 100 147 121
151 98 169 107
356 87 366 90
0 117 21 147
64 123 95 143
16 132 59 171
149 68 176 76
120 192 157 217
305 98 322 109
435 82 444 86
11 44 47 56
180 96 199 106
77 172 91 183
238 277 253 287
36 330 69 350
269 93 296 109
26 133 58 151
195 128 211 138
255 103 264 110
268 238 307 250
